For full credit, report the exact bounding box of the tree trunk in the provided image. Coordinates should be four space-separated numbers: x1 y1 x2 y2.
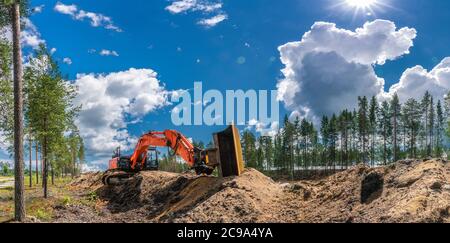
72 151 75 179
383 129 387 165
393 111 397 162
43 133 48 198
29 137 32 187
11 2 25 222
51 163 54 185
35 142 39 184
41 144 44 188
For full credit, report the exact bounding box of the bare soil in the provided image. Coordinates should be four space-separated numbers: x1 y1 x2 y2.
52 159 450 223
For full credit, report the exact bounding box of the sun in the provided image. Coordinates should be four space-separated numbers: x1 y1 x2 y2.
346 0 377 8
336 0 389 18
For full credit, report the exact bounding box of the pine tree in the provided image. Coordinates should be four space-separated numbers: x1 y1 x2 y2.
320 116 329 169
25 45 79 198
421 92 431 155
428 97 435 156
256 136 265 170
329 114 338 170
358 96 369 163
282 115 296 179
446 92 450 138
378 101 392 164
390 93 401 162
0 39 13 151
259 136 273 171
300 118 310 170
350 110 359 164
369 96 378 166
435 100 445 157
241 130 257 168
402 98 422 158
0 1 29 221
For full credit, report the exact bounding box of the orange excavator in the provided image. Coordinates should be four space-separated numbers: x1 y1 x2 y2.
102 125 245 185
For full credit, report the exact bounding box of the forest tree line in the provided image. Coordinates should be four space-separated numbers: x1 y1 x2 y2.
240 92 449 179
0 39 83 197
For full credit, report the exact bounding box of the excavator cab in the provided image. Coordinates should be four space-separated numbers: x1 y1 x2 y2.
145 147 159 171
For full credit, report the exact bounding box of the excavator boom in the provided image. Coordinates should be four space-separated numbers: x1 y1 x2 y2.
129 130 197 170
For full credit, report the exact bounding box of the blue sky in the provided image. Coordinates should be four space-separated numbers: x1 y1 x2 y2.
1 0 450 169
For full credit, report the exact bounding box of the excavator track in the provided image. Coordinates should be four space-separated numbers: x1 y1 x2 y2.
102 170 135 186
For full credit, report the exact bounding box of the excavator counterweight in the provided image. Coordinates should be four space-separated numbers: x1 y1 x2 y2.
103 125 244 185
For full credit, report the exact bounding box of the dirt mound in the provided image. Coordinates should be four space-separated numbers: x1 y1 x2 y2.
170 168 283 223
69 172 104 191
58 159 450 223
292 159 450 223
89 168 283 223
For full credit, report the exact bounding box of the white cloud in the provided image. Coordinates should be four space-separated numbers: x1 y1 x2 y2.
246 120 279 137
99 49 119 57
277 19 419 122
197 14 228 28
14 19 46 49
81 163 102 172
50 48 57 54
54 2 122 32
166 0 222 14
388 58 450 103
1 18 45 49
166 0 197 14
73 68 170 158
32 5 45 14
54 2 77 15
0 132 10 153
63 57 72 65
166 0 227 27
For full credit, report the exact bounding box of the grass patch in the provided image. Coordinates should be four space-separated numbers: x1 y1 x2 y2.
0 176 76 223
59 195 72 206
86 191 98 202
27 198 54 221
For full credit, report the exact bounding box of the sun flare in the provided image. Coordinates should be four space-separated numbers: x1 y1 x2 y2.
346 0 377 8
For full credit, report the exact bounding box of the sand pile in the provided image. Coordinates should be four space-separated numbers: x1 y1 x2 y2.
89 168 283 223
58 159 450 223
69 172 104 191
292 159 450 223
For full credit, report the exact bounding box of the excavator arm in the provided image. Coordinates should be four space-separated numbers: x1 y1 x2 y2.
129 130 198 170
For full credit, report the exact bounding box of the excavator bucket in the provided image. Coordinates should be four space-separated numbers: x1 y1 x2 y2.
211 125 245 177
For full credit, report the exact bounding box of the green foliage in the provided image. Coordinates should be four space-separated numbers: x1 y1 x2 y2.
241 130 257 168
23 45 83 184
378 100 392 164
25 45 79 146
0 161 11 175
0 0 29 28
238 91 448 180
60 195 71 206
446 92 450 138
402 98 422 157
0 39 13 153
86 191 97 202
34 208 52 221
159 154 189 173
